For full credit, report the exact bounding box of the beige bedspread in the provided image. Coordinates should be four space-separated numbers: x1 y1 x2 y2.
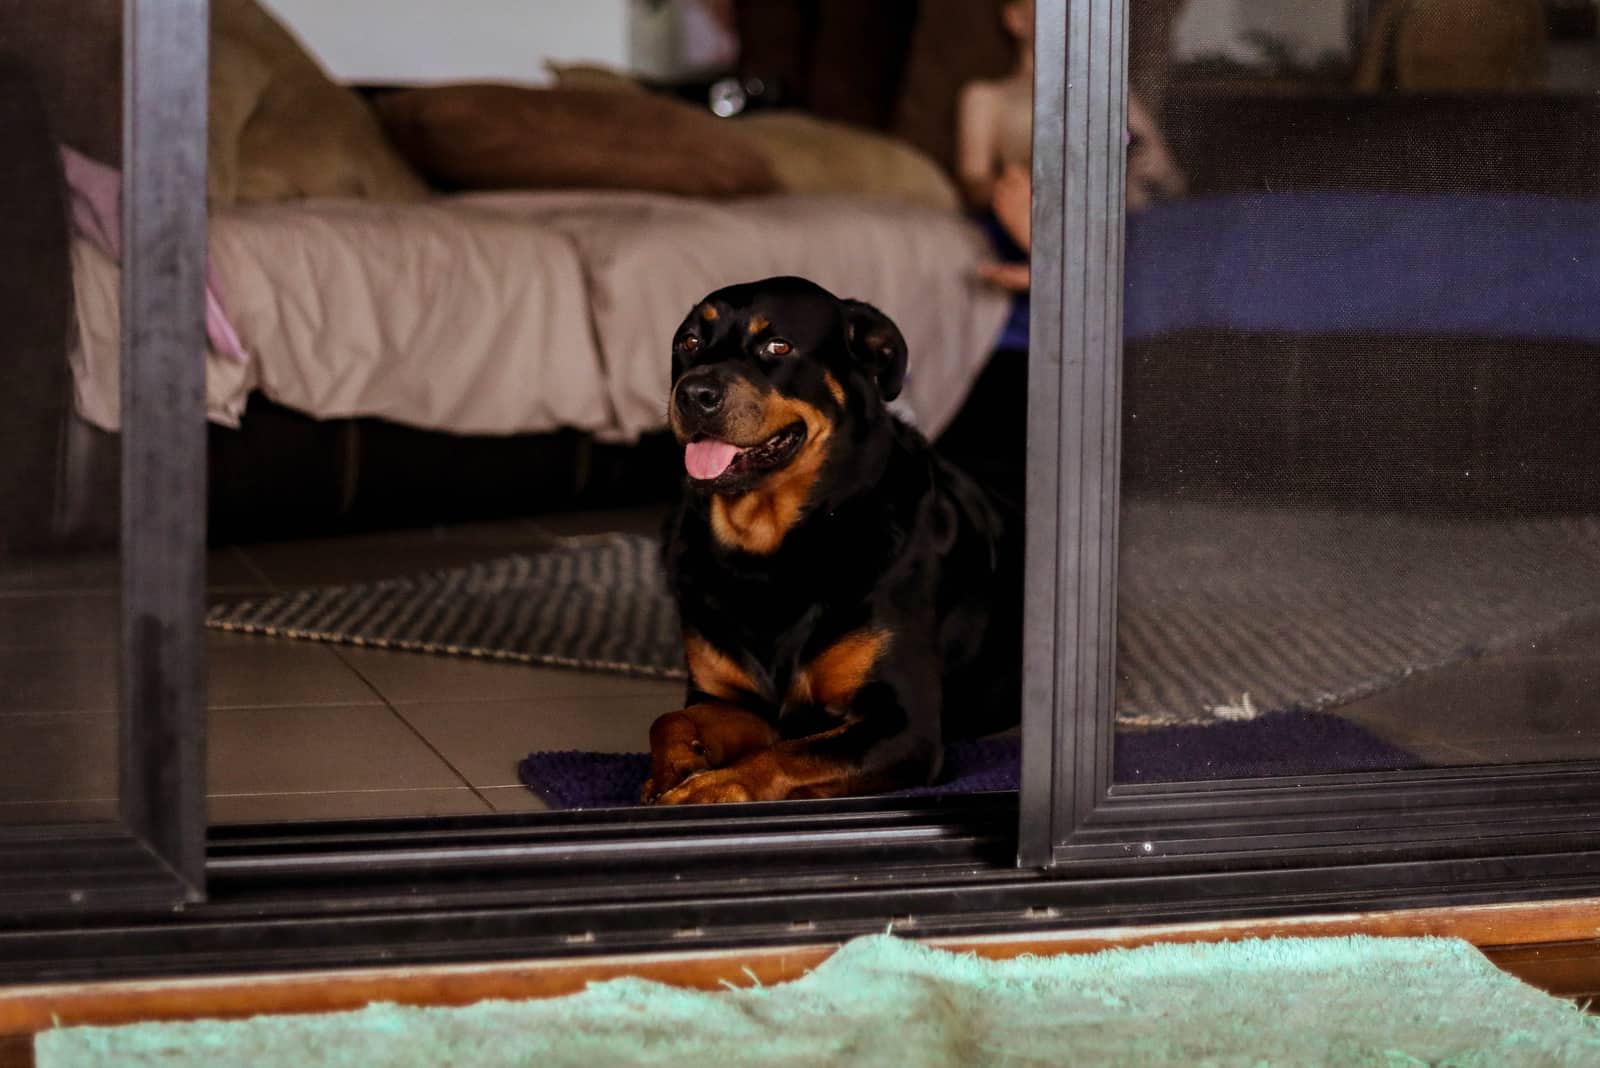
69 191 1011 442
70 197 611 435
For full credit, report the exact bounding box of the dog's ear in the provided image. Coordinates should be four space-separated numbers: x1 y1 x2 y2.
840 299 908 402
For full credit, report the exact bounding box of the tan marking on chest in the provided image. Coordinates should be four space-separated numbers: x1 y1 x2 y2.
710 396 833 555
787 629 892 709
684 633 759 701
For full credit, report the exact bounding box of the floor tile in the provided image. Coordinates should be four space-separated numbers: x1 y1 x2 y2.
338 647 683 706
1435 732 1600 767
0 594 118 649
479 786 550 813
209 788 490 823
237 523 553 588
0 712 116 804
1338 655 1600 752
207 704 468 795
0 551 119 594
0 547 269 595
0 649 118 713
207 642 381 707
395 695 667 788
0 591 294 654
1321 717 1482 766
1399 735 1484 765
207 547 277 592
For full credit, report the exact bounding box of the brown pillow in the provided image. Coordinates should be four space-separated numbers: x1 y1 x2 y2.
506 70 955 211
373 84 781 198
736 112 960 212
208 0 428 204
543 62 647 95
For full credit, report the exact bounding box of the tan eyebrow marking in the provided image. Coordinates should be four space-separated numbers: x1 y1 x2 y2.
747 315 769 335
700 305 719 322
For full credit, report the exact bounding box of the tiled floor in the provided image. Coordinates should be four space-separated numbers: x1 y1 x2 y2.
0 512 679 825
1335 616 1600 765
2 507 1598 825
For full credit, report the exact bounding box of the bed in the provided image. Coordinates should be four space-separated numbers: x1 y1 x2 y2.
67 191 1011 445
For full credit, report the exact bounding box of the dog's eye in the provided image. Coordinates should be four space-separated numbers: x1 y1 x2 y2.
763 338 793 357
680 335 701 353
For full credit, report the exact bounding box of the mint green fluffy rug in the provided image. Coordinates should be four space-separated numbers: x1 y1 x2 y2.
36 934 1600 1067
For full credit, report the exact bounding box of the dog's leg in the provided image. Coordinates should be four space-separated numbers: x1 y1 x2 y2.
652 717 937 805
655 627 943 805
642 701 778 803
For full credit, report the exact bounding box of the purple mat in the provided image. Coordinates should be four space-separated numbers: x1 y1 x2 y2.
519 710 1424 809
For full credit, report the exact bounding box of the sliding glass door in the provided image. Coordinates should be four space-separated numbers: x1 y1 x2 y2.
0 0 208 910
1022 0 1600 876
3 0 1598 977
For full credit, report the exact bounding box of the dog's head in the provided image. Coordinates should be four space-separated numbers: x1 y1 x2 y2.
667 276 907 497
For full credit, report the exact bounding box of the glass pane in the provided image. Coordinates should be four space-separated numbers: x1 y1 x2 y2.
1113 0 1600 783
196 1 1026 822
0 1 126 822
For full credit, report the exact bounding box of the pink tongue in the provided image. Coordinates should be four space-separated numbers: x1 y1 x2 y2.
685 439 741 480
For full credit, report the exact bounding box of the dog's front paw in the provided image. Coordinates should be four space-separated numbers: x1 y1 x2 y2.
643 744 709 803
638 762 706 804
641 761 706 804
653 766 764 806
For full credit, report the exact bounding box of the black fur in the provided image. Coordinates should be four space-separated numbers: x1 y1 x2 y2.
655 275 1020 800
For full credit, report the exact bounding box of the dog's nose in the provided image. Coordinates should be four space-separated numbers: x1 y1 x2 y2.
676 373 725 419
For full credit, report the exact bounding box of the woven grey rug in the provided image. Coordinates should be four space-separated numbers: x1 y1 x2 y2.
209 504 1600 726
1115 502 1600 725
212 533 684 679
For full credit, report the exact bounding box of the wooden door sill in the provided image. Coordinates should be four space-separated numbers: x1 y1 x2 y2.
2 897 1596 1043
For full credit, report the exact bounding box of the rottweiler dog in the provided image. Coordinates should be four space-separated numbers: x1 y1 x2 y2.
643 276 1020 805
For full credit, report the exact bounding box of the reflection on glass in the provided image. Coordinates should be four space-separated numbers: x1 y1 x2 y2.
0 11 125 822
1113 0 1600 783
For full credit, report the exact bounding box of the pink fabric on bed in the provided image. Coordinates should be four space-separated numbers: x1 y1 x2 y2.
59 145 249 363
